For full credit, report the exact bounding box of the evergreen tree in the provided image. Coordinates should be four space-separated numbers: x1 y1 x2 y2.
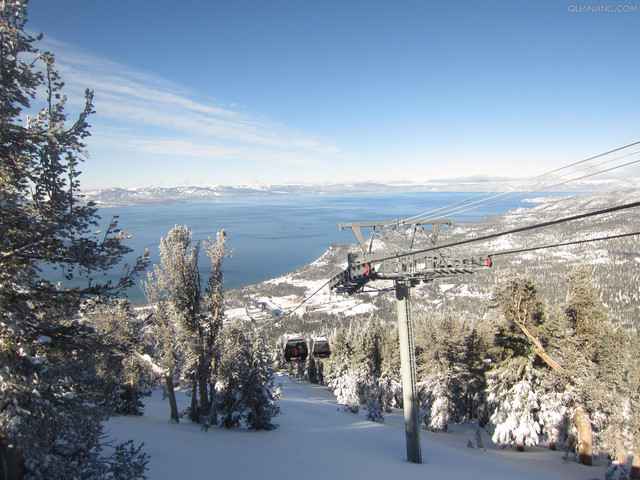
491 274 597 463
202 230 229 426
414 312 491 432
1 2 148 477
487 357 542 451
140 280 181 423
538 388 568 451
142 226 229 424
241 335 280 430
427 368 453 432
83 299 151 416
326 328 360 413
365 384 385 423
215 323 279 429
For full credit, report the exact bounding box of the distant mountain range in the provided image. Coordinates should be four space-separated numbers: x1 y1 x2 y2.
81 178 639 207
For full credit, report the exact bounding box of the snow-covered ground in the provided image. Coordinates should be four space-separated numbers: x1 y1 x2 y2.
104 376 607 480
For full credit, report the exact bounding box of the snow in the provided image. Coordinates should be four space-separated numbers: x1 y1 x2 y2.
104 375 607 480
438 283 456 293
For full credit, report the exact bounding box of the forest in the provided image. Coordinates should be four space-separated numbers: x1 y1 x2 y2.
1 2 639 480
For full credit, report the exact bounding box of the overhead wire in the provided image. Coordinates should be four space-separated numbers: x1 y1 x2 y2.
372 200 640 264
491 230 640 259
275 262 349 321
401 140 640 224
414 153 640 221
277 141 640 318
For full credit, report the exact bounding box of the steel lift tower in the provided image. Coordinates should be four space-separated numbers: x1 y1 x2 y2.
329 219 492 464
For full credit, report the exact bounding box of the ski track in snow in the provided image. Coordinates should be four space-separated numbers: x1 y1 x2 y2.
104 375 607 480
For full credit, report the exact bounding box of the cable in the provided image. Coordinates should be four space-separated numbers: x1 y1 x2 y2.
371 200 640 264
401 140 640 224
283 143 640 318
339 289 391 314
406 149 640 223
274 256 353 321
491 231 640 258
276 279 331 320
421 155 640 221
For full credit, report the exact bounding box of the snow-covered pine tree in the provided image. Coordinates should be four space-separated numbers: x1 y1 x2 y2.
241 335 280 430
428 368 453 432
414 312 491 432
365 384 385 423
202 230 229 426
548 269 632 467
216 324 248 428
487 357 542 451
140 281 181 423
142 226 229 425
538 388 568 451
215 323 280 429
489 277 547 451
1 2 148 477
355 318 385 421
83 299 151 416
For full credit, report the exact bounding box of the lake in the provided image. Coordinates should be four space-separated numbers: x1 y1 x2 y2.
60 192 547 304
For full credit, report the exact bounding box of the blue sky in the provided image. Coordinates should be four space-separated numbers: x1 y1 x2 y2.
26 0 640 189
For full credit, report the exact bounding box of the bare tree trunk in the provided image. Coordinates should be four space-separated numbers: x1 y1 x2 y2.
206 395 218 428
198 354 209 417
165 375 179 423
574 406 593 466
630 444 640 480
1 439 24 480
615 426 627 466
189 372 199 422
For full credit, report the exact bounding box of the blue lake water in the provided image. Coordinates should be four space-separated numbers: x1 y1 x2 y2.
57 192 548 304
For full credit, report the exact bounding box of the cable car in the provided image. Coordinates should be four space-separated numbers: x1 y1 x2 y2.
282 334 308 362
310 336 331 358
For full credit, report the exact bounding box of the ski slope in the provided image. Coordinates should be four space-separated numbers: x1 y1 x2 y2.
104 375 608 479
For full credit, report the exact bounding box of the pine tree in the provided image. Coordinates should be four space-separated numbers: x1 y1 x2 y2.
1 2 148 477
241 335 280 430
83 299 151 416
142 225 229 425
487 357 542 451
428 369 453 432
414 312 491 431
538 388 568 451
325 328 359 412
202 230 230 426
215 323 279 429
492 274 596 463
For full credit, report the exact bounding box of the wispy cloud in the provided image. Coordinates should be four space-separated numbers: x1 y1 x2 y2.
37 36 340 183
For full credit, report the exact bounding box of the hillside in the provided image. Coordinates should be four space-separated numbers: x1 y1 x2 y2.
104 375 608 480
226 188 640 337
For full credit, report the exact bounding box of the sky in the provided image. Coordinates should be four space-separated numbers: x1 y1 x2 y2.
25 0 640 189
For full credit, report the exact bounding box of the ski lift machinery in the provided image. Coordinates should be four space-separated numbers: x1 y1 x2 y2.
329 218 492 464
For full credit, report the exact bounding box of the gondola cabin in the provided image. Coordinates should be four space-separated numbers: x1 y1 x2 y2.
282 334 308 362
311 336 331 358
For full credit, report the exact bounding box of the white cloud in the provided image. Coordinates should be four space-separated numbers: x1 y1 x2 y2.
36 36 340 182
